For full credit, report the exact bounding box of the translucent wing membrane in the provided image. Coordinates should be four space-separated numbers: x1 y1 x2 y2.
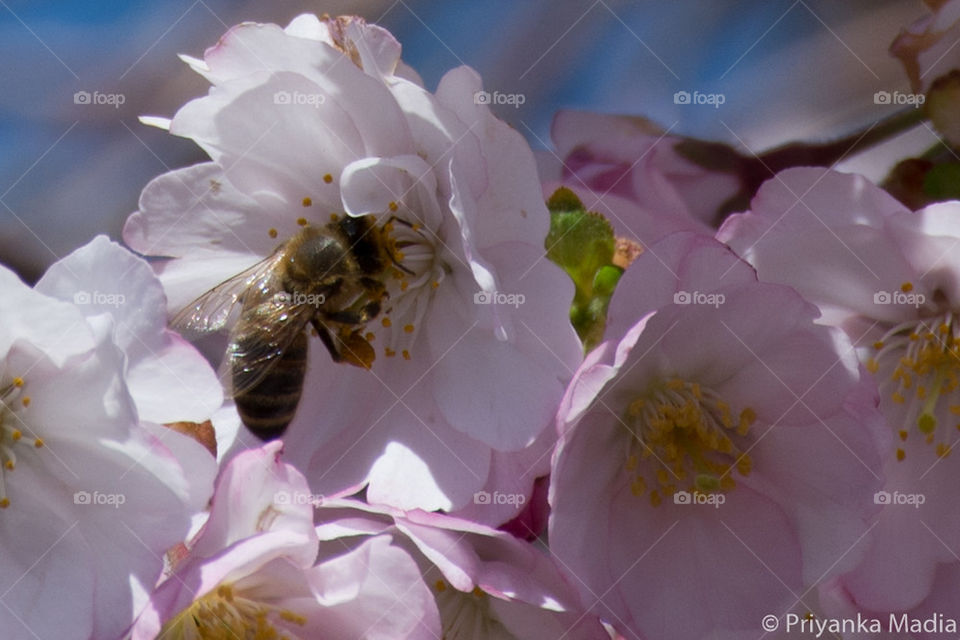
171 250 286 336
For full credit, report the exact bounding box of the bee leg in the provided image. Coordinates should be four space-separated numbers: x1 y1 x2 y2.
311 318 344 363
311 318 375 369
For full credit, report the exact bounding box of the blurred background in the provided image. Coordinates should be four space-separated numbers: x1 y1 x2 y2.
0 0 934 281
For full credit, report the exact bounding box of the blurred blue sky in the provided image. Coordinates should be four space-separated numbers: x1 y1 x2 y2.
0 0 924 280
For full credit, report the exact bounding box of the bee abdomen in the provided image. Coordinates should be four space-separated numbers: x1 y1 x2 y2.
234 333 308 441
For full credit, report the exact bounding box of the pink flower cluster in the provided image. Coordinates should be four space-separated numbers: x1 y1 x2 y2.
6 7 960 640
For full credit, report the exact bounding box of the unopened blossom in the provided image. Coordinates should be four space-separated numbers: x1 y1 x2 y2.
132 441 439 639
539 109 740 232
124 14 581 517
891 0 960 93
549 232 886 640
719 167 960 611
0 237 219 640
315 499 608 640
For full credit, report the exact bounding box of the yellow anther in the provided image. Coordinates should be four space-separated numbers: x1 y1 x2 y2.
625 454 638 471
388 201 399 212
323 173 333 184
301 197 312 207
12 378 23 387
20 397 29 408
403 324 415 334
330 213 339 222
365 332 375 342
892 392 905 404
0 498 9 509
649 490 662 507
898 429 908 441
400 281 409 291
896 448 906 461
296 217 308 227
381 317 392 328
268 228 278 239
33 438 43 448
431 281 440 289
384 348 396 358
402 349 411 360
866 358 879 374
873 341 884 350
901 282 914 293
10 430 21 442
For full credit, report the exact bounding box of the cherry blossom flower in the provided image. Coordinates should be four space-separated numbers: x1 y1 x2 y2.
891 0 960 93
549 232 886 640
539 109 739 235
132 441 439 639
0 237 219 640
719 167 960 611
124 14 581 517
314 498 608 640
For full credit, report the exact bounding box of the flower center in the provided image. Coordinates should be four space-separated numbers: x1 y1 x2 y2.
361 205 444 364
159 583 307 640
0 376 44 510
622 378 755 507
868 312 960 461
433 580 517 639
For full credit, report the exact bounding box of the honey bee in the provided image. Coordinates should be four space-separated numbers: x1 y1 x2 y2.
174 214 409 440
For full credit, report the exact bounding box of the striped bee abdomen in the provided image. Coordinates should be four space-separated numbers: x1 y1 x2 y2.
233 331 308 441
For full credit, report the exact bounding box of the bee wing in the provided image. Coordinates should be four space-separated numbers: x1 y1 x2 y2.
227 296 315 396
171 250 287 336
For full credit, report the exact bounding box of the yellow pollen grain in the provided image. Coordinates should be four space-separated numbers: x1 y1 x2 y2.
431 281 440 289
301 197 312 207
873 341 884 350
910 333 920 341
403 324 415 334
899 429 908 441
892 392 905 404
388 201 399 212
4 461 12 471
20 397 30 408
323 173 333 184
385 348 396 358
0 498 9 509
330 213 340 222
297 217 308 227
942 324 952 334
412 223 422 231
400 281 409 291
365 332 375 342
402 349 411 360
435 580 446 592
10 430 21 442
268 228 278 239
381 317 392 328
33 438 43 448
736 455 753 476
866 358 879 374
937 443 952 458
896 448 906 461
901 282 914 293
12 378 23 387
